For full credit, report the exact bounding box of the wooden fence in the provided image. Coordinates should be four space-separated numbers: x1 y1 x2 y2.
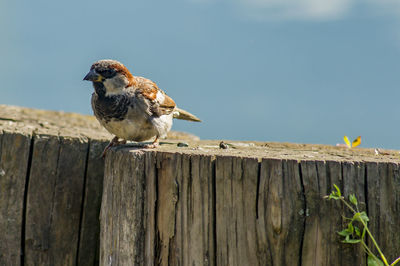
1 105 400 265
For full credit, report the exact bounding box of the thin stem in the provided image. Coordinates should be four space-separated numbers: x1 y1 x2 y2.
361 241 385 265
391 256 400 266
340 197 389 266
340 197 357 214
358 212 388 266
360 241 373 257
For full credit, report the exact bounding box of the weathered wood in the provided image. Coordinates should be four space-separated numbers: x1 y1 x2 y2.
101 147 400 266
25 136 89 265
77 140 108 266
367 162 400 263
300 160 342 266
0 131 32 266
0 105 111 266
25 134 61 265
0 105 203 266
215 156 261 266
3 105 400 266
100 149 146 265
258 159 304 266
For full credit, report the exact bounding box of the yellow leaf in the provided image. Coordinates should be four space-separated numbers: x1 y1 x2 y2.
352 136 361 148
343 136 351 148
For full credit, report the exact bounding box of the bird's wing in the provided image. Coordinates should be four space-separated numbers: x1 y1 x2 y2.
133 76 176 117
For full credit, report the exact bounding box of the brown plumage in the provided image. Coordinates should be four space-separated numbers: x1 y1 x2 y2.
83 59 201 157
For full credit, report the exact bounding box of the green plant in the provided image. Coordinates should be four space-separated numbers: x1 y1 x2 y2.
325 184 400 266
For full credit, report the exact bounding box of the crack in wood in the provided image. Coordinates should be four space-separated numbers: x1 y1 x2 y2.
211 157 217 266
75 139 91 265
97 150 400 266
256 162 261 220
20 135 35 265
298 162 307 266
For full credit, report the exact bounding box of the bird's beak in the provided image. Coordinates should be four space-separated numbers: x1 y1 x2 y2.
83 70 103 82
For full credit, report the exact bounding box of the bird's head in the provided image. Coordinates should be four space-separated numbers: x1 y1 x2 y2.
83 59 134 96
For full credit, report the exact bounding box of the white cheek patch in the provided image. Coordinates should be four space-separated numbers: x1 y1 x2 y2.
104 75 128 96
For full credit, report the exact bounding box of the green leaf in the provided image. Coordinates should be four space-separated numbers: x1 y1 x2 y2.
333 184 341 197
328 194 340 200
359 211 369 223
342 239 361 244
338 229 351 237
354 226 361 237
367 255 384 266
353 212 369 224
347 222 354 234
349 194 358 206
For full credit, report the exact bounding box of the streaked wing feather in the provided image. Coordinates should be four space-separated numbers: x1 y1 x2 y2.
134 76 176 117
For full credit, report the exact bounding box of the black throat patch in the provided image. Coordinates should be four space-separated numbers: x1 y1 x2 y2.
92 92 130 123
93 82 106 97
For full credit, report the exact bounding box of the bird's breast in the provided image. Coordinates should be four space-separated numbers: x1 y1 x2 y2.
101 118 157 141
91 92 173 141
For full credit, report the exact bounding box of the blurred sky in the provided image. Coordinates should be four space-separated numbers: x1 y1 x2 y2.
1 0 400 149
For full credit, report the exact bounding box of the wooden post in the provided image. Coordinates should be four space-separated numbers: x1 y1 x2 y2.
0 105 201 266
0 131 32 265
101 145 400 266
2 105 400 265
0 105 109 266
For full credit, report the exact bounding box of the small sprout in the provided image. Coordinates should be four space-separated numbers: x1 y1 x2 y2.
343 135 361 148
349 194 358 206
328 184 342 200
334 184 341 196
325 184 396 266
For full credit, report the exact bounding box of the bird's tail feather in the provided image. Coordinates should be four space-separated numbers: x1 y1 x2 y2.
173 108 201 122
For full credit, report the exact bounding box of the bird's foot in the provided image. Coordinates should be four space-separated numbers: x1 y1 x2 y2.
143 142 159 149
102 137 126 158
143 137 159 149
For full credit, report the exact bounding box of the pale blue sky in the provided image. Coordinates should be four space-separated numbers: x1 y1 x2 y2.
2 0 400 149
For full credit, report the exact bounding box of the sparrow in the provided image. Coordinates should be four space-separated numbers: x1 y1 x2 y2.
83 59 201 156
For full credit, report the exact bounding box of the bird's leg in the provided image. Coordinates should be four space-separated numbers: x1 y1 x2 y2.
144 136 159 149
102 136 120 158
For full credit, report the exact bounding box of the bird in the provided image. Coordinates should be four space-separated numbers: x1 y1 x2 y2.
83 59 201 157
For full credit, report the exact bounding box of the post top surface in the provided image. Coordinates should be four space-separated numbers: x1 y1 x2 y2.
1 104 399 163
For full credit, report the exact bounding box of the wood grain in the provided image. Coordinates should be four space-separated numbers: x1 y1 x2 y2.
0 105 201 266
25 134 61 265
26 136 88 265
0 131 32 266
101 148 400 266
367 161 400 263
76 140 108 266
2 105 400 266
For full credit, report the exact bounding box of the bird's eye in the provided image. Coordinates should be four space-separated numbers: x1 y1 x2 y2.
99 69 116 78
